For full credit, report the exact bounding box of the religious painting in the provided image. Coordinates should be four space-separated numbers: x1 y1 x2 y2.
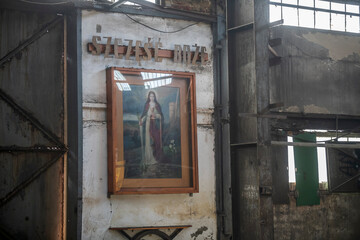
106 67 198 194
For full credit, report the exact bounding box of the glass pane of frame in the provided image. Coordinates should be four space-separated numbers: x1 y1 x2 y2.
315 0 329 9
331 13 345 31
270 4 282 23
346 15 360 33
283 0 297 5
283 7 299 26
299 9 315 28
331 2 345 12
299 0 314 7
346 4 360 14
106 67 199 194
315 11 330 30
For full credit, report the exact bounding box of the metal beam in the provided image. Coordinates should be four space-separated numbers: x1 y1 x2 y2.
0 146 67 152
119 0 216 22
0 16 63 67
0 89 65 148
269 2 360 17
330 172 360 192
227 22 254 32
66 9 83 240
109 0 127 9
0 151 65 207
271 141 360 149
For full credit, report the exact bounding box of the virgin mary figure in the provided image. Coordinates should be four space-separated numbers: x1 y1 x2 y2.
139 91 164 166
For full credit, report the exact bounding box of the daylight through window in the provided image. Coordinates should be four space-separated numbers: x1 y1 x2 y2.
288 131 360 187
270 0 360 33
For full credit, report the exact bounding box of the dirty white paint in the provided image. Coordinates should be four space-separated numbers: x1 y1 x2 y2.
81 10 216 240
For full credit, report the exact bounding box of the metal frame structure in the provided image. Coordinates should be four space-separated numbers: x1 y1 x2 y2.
66 8 83 240
269 0 360 32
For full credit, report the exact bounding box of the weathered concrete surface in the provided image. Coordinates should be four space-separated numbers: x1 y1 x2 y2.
166 0 213 14
274 194 360 240
269 26 360 116
81 11 216 240
228 0 262 239
270 26 360 240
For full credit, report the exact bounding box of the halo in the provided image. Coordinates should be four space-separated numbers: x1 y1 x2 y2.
145 89 159 100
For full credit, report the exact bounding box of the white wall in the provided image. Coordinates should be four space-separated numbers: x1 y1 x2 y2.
81 10 216 240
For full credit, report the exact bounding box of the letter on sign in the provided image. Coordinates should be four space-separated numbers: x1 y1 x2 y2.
92 36 101 55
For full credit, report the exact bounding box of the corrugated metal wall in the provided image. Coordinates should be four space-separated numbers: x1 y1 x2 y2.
0 9 65 240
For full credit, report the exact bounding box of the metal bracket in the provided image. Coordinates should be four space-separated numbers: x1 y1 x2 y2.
0 88 66 149
227 22 254 33
109 0 127 9
110 226 191 240
259 186 272 195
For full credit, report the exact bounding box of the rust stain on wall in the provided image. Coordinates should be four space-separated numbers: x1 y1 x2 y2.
191 226 208 239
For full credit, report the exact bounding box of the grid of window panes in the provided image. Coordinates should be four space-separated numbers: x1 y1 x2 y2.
270 0 360 33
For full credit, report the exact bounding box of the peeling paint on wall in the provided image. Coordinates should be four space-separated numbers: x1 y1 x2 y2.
303 32 360 61
270 26 360 116
81 10 216 240
304 104 330 114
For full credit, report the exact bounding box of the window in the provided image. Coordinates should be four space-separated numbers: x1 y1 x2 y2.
270 0 360 33
287 130 360 205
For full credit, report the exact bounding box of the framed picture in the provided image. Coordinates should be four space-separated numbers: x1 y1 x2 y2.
106 67 198 194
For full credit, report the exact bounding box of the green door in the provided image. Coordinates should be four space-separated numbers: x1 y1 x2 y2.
293 133 320 206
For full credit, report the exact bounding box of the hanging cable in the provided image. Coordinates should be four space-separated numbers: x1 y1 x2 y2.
123 12 198 33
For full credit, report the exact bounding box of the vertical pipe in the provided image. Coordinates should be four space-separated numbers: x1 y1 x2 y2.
215 0 233 239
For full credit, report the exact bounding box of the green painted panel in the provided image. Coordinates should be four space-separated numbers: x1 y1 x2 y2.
293 133 320 206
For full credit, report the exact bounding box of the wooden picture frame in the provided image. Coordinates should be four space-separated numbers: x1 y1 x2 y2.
106 67 198 194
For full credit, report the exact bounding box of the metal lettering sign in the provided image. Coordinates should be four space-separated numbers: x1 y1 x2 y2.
87 36 208 66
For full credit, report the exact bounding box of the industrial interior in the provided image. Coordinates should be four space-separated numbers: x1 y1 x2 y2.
0 0 359 239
